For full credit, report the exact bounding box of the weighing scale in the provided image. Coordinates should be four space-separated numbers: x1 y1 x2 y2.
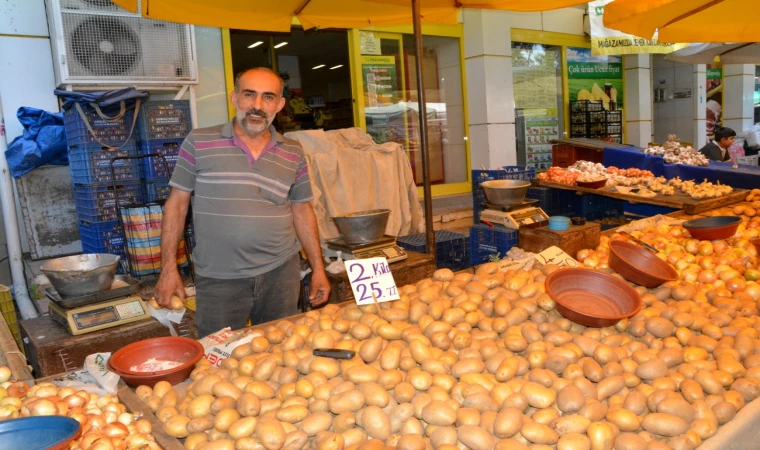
44 275 150 335
324 235 408 263
479 199 550 229
48 296 150 336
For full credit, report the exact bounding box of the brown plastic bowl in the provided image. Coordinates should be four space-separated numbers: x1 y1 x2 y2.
545 268 642 327
576 179 607 189
107 336 204 388
609 240 678 288
752 238 760 255
682 216 742 240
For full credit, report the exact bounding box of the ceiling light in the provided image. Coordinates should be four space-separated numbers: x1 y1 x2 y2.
329 65 343 70
248 41 264 48
312 64 326 69
274 42 288 49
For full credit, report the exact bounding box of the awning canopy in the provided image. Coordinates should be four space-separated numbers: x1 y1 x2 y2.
604 0 760 43
111 0 589 31
665 43 760 64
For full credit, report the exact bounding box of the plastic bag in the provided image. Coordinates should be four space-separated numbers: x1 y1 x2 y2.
198 327 262 367
84 352 120 394
5 107 68 178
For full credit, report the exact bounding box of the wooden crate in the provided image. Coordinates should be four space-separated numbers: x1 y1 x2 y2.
0 313 33 386
518 223 601 259
21 312 198 378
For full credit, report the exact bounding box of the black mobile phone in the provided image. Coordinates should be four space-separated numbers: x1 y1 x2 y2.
313 348 356 360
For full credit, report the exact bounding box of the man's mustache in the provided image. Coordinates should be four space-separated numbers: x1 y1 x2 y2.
245 109 267 118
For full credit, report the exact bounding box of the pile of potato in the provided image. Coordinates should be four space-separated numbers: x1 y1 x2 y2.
135 258 760 450
0 364 158 449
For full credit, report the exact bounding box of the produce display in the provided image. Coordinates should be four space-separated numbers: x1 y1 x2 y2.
121 222 760 450
644 136 709 167
0 365 159 449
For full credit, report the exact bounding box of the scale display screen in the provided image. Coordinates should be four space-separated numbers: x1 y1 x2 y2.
73 306 118 329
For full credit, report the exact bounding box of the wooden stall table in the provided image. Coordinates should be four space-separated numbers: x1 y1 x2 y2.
326 251 436 304
20 312 198 378
519 222 601 258
538 180 746 215
0 314 33 385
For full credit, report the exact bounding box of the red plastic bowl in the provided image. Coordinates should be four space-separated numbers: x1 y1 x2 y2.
545 268 642 328
609 240 678 288
107 336 204 388
682 216 742 240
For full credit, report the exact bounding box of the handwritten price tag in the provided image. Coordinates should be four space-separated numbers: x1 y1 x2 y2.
345 257 400 305
535 246 579 268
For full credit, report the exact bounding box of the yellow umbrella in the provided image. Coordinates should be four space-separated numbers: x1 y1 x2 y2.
604 0 760 43
111 0 588 31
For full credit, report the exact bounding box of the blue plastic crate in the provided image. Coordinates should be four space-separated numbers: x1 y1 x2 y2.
73 182 143 209
469 224 518 266
78 219 124 249
139 138 183 177
68 144 141 184
397 230 470 272
142 177 171 203
137 100 192 140
572 194 623 219
472 166 536 224
623 201 678 217
64 107 137 148
525 186 578 217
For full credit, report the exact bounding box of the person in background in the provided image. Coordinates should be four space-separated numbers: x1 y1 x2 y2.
155 67 330 337
699 126 735 162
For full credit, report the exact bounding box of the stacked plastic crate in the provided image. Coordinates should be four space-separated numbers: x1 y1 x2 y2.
136 100 192 202
64 106 143 259
134 100 194 273
397 231 470 272
470 166 535 265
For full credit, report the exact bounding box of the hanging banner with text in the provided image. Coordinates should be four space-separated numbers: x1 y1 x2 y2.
589 0 688 56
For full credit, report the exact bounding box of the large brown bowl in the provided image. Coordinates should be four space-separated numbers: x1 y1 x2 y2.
609 240 678 288
107 336 204 388
545 268 642 327
752 238 760 255
682 216 741 240
576 178 607 189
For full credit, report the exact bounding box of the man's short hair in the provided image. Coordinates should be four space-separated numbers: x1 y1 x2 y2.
715 126 736 142
234 67 285 96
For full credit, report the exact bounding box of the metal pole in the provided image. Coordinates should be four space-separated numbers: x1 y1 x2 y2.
412 0 436 260
0 94 38 319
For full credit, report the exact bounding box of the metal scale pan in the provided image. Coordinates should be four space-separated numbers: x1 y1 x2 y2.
45 275 142 310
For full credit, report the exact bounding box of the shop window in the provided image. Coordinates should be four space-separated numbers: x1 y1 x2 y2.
754 65 760 125
359 32 467 186
512 42 564 173
230 28 353 132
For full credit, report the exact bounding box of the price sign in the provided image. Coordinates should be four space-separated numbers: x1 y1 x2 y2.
535 246 579 268
345 257 400 305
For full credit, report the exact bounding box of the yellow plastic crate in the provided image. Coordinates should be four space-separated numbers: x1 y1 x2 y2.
0 285 23 352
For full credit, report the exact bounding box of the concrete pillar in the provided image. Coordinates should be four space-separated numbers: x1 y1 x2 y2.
693 65 707 149
623 54 652 148
722 64 755 134
463 9 516 169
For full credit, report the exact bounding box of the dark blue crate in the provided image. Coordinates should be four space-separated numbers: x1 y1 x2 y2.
143 177 171 203
572 194 623 218
64 107 137 148
472 166 536 224
139 138 183 177
78 219 124 248
68 144 141 184
469 224 518 266
137 100 192 140
73 182 143 209
623 201 678 217
397 230 470 272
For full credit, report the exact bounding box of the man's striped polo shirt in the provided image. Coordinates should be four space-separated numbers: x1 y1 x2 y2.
169 121 312 279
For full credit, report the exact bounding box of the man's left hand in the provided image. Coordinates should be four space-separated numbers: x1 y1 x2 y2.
309 269 331 307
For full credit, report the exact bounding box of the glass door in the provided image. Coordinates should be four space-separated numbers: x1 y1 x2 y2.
511 42 564 173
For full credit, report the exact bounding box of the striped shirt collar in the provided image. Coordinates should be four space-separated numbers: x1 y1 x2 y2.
222 121 284 164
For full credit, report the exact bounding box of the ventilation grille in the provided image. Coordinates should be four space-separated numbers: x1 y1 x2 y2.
61 0 129 14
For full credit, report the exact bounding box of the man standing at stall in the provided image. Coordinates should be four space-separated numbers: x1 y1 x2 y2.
155 67 330 337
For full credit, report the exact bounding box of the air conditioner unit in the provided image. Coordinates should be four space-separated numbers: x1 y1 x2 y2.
46 0 198 86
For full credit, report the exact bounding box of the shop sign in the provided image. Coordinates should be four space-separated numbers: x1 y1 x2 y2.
567 47 624 110
362 55 397 108
345 257 400 305
589 0 688 56
360 31 381 55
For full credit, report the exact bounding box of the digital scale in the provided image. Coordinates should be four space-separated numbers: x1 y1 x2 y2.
48 296 150 336
479 199 551 229
45 275 150 335
324 235 408 263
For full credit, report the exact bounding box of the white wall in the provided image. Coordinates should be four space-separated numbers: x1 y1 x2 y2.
652 55 695 145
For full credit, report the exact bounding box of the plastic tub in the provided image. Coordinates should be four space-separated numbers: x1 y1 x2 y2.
545 268 642 327
0 416 81 450
548 216 571 231
682 216 742 240
107 336 204 387
609 240 678 288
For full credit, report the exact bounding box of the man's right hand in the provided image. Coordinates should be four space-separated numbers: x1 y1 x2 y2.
155 268 185 307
